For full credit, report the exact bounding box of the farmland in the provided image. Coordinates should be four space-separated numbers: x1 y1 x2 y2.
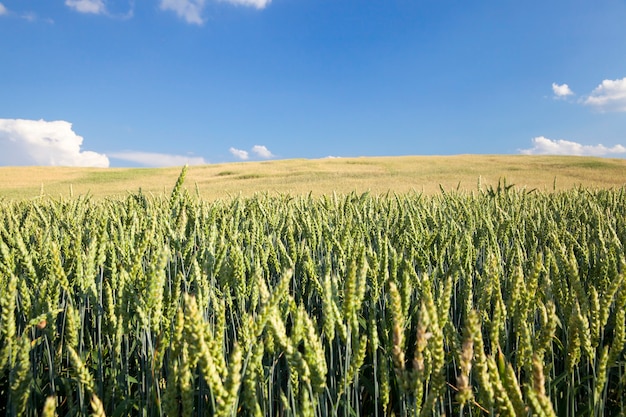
1 155 626 200
1 159 626 416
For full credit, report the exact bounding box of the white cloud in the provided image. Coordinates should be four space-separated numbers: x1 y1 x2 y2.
65 0 106 14
252 145 274 158
0 118 109 167
229 147 249 160
583 77 626 112
0 6 54 23
552 82 573 98
159 0 270 23
160 0 205 24
21 12 37 21
109 151 207 167
519 136 626 157
218 0 271 9
230 145 274 160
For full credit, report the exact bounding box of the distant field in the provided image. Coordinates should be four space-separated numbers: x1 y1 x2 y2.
1 155 625 199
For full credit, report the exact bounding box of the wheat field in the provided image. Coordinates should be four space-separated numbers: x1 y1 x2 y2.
1 164 626 416
1 155 625 199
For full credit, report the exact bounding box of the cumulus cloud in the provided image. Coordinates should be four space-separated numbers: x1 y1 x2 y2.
160 0 206 24
0 118 109 167
552 83 574 98
65 0 106 14
229 147 249 160
230 145 275 160
0 3 8 15
219 0 271 9
583 77 626 112
109 151 207 167
519 136 626 157
251 145 274 158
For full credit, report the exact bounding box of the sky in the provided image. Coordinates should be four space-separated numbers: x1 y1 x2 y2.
1 0 626 167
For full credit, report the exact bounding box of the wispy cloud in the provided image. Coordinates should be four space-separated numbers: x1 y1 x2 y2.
65 0 134 18
229 147 249 160
552 82 574 98
20 12 55 23
218 0 271 9
160 0 206 24
583 77 626 112
0 118 109 167
251 145 274 158
0 3 49 22
65 0 107 14
160 0 270 24
109 151 207 167
519 136 626 157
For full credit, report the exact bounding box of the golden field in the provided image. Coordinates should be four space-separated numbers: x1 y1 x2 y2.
1 155 625 199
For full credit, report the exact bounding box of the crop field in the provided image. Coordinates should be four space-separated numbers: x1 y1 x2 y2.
1 162 626 416
1 155 626 200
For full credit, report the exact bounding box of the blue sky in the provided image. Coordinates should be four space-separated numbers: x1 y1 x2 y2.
1 0 626 167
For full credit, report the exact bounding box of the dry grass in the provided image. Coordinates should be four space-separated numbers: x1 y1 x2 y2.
1 155 625 200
